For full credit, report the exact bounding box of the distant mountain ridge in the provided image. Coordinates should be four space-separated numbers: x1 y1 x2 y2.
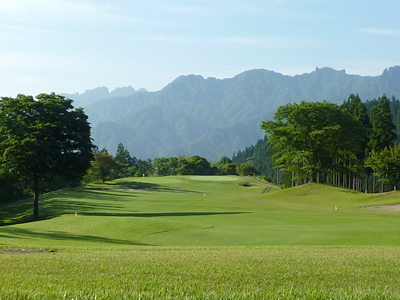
61 86 148 108
65 66 400 160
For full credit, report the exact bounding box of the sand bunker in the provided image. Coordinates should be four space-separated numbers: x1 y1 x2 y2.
112 188 152 192
190 176 238 181
366 204 400 211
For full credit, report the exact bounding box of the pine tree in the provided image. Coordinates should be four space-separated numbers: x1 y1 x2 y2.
368 94 396 152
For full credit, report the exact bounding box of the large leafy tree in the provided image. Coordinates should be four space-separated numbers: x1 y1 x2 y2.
365 145 400 190
261 101 364 184
0 93 94 219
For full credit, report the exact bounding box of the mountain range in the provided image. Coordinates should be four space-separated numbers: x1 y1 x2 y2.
62 66 400 160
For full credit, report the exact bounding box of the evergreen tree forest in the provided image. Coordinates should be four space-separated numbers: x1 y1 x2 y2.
232 137 275 181
261 94 400 192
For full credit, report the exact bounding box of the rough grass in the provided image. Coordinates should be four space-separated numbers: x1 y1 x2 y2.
1 247 400 299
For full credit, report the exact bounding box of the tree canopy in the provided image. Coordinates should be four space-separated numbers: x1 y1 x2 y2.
0 93 94 219
262 101 365 184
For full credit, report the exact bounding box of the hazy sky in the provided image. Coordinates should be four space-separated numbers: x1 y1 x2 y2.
1 0 399 97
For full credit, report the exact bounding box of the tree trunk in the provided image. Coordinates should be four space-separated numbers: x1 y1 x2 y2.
292 170 295 187
276 168 279 186
373 171 376 193
33 173 40 220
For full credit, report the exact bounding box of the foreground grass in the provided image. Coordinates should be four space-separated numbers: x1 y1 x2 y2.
1 247 400 299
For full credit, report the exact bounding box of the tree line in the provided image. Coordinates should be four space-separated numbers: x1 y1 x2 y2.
234 95 400 186
262 94 399 192
82 143 258 184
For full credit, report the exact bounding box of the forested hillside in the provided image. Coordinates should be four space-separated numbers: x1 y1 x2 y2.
66 66 400 160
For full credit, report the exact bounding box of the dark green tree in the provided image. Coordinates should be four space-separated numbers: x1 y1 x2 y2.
236 163 257 176
217 163 238 175
232 137 274 179
115 143 136 166
135 158 153 177
153 157 171 176
114 143 137 177
368 94 396 152
0 167 22 203
216 156 233 166
89 151 117 183
187 155 216 175
175 155 215 175
342 94 371 130
0 93 94 219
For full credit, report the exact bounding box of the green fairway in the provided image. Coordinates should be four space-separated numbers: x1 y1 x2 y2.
1 176 400 298
1 176 399 248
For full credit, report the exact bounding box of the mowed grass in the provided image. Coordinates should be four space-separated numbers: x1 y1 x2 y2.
1 176 400 298
1 176 399 248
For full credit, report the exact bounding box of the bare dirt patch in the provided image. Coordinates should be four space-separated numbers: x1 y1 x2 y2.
366 204 400 211
2 249 50 254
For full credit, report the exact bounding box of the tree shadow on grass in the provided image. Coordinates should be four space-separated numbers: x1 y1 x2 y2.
0 180 204 226
80 211 250 218
38 190 132 222
0 197 34 226
0 227 149 246
112 180 203 194
0 189 130 226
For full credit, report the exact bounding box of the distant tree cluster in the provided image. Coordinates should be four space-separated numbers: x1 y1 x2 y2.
262 94 399 192
83 144 152 183
83 143 261 184
153 155 216 176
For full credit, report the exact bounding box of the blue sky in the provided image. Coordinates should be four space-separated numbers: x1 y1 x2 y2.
0 0 399 97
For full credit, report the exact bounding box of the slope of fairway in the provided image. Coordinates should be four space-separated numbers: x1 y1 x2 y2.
1 176 400 249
